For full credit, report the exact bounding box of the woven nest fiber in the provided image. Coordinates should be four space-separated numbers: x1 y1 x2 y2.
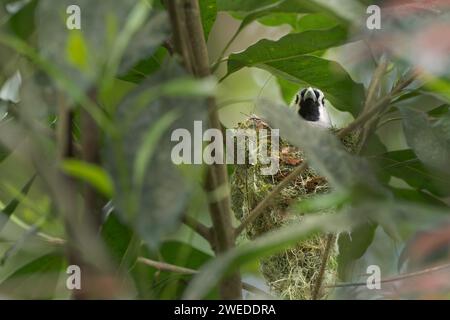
230 116 359 299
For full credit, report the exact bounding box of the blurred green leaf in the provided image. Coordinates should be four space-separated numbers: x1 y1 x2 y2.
61 159 114 198
401 107 450 173
7 0 38 40
134 109 179 191
373 149 450 197
105 61 207 248
119 47 167 84
337 221 377 280
101 212 134 263
37 0 170 89
293 190 351 214
0 252 64 299
184 211 357 299
428 104 450 118
391 188 449 209
199 0 217 42
217 0 278 12
0 175 36 231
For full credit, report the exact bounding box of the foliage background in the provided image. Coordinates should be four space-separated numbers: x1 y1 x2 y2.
0 0 449 299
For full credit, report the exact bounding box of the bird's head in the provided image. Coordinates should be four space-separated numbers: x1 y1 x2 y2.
293 87 325 122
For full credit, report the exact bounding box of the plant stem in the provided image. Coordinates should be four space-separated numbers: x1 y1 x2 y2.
137 257 273 298
81 89 103 228
182 215 213 243
327 262 450 288
168 0 243 299
338 71 417 139
311 233 335 300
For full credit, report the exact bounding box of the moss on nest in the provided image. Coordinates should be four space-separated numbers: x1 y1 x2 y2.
230 116 359 300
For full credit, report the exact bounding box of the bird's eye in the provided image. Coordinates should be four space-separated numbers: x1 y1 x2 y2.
300 89 306 98
314 90 320 99
295 94 299 104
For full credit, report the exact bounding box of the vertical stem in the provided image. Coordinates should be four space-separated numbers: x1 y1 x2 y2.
56 94 85 299
81 89 103 229
168 0 242 299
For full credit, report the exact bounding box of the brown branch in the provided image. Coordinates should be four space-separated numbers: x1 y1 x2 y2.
137 257 196 275
326 262 450 288
166 0 193 72
81 89 103 229
137 257 273 298
311 233 335 300
235 162 308 236
181 215 213 244
167 0 242 299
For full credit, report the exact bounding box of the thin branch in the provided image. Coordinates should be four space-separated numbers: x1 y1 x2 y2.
338 71 418 139
364 58 388 113
166 0 193 73
211 27 241 72
235 162 308 236
311 233 335 300
137 257 274 298
137 257 195 275
326 262 450 288
181 215 213 243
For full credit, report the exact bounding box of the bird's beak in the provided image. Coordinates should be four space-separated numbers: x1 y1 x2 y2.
303 87 316 101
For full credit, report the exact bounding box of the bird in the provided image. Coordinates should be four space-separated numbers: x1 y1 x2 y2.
291 87 332 128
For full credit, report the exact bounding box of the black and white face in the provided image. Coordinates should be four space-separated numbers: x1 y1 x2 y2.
294 87 325 122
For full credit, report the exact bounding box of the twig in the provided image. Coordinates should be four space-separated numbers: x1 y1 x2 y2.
181 215 213 244
235 162 308 236
166 0 193 73
211 28 241 72
137 257 273 298
311 233 335 300
326 262 450 288
338 71 418 139
137 256 196 275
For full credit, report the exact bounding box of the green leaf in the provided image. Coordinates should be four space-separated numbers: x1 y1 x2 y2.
61 159 114 197
228 29 364 115
183 212 357 299
217 0 278 12
391 188 449 209
428 104 449 118
101 211 141 278
401 108 450 173
374 149 450 197
37 0 170 89
119 47 167 84
133 109 179 191
7 0 38 40
0 175 36 231
104 61 208 248
228 26 347 73
337 221 378 280
295 12 340 32
199 0 217 42
0 253 64 299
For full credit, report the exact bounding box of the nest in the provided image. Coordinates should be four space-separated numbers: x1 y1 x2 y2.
230 116 359 300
